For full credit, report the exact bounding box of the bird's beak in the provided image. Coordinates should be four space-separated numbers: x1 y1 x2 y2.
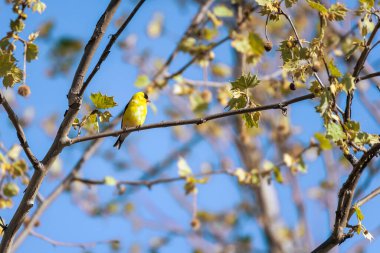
147 99 151 103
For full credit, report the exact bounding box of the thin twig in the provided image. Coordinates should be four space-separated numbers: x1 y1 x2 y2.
344 19 380 122
357 71 380 82
79 0 147 95
72 170 232 189
66 93 315 146
280 10 325 88
0 92 43 171
348 186 380 220
0 1 122 252
30 230 113 249
152 0 215 80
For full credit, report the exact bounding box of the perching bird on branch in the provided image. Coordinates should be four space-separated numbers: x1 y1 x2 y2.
113 92 150 149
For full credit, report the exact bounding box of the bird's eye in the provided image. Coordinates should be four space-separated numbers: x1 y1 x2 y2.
143 93 149 100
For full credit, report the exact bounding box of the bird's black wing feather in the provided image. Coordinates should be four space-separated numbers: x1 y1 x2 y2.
121 99 131 128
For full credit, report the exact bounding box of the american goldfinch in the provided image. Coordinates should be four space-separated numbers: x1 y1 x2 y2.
113 92 150 149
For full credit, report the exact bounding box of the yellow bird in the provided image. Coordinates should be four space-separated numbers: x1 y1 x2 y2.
113 91 150 149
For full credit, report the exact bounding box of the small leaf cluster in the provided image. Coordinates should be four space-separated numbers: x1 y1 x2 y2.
352 205 375 242
73 92 117 134
0 0 44 89
306 1 348 22
177 157 208 195
231 32 265 65
48 37 82 76
0 145 30 209
226 73 261 128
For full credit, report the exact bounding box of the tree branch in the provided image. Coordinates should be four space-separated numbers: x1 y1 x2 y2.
66 93 315 146
344 19 380 122
152 0 215 80
30 230 114 249
0 1 123 252
80 0 147 95
348 186 380 221
72 170 231 189
13 117 118 250
357 71 380 82
312 143 380 253
0 92 43 171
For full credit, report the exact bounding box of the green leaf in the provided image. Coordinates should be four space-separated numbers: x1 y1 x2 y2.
10 19 25 33
83 113 99 133
354 205 364 222
104 176 117 186
296 157 307 173
248 32 264 56
147 13 163 38
345 120 360 132
360 0 374 8
327 59 342 78
26 43 39 62
285 0 298 8
90 92 117 109
98 111 112 123
354 133 379 146
32 1 47 14
231 73 260 91
342 73 355 93
11 159 28 177
213 5 233 17
255 0 272 6
226 95 246 111
177 157 193 177
326 122 346 142
134 75 150 88
314 133 332 150
328 3 347 21
306 0 328 15
0 52 16 77
273 166 283 183
263 160 283 183
243 111 260 128
7 145 21 160
315 89 332 116
211 63 231 78
3 183 19 197
190 93 209 113
345 44 359 60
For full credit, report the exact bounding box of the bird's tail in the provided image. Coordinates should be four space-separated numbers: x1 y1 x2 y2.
113 133 130 149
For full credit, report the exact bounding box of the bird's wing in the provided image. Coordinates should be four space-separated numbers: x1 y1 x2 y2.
121 100 131 129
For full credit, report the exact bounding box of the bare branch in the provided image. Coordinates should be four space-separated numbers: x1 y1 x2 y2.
0 92 43 171
30 230 114 249
80 0 147 95
66 93 315 146
0 1 123 252
344 19 380 122
72 170 232 189
357 71 380 82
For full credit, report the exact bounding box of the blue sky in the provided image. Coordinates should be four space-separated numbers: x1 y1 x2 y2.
0 0 379 253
